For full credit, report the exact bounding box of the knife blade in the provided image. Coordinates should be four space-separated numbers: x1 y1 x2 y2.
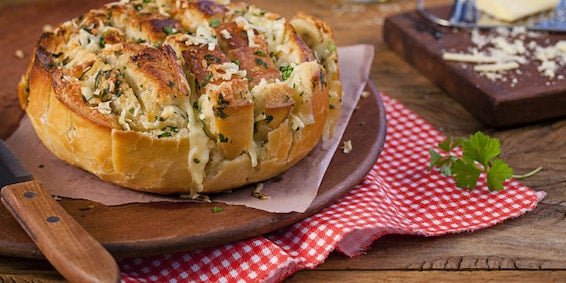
0 140 120 283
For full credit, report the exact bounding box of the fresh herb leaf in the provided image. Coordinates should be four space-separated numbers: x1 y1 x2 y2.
486 159 513 191
428 131 535 191
212 206 223 213
462 132 501 169
452 158 481 190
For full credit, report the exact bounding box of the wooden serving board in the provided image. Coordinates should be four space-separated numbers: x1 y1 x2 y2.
383 6 566 127
0 0 387 259
0 81 385 259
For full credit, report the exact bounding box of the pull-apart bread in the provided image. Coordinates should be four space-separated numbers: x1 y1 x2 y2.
18 0 342 196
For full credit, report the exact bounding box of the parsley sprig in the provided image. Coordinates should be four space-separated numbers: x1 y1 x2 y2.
429 131 541 191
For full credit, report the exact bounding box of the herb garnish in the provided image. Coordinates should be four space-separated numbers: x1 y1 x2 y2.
209 18 220 28
204 54 221 64
255 58 269 68
202 73 213 87
254 50 266 57
328 41 336 52
279 65 293 80
429 131 541 191
218 133 228 143
163 26 177 35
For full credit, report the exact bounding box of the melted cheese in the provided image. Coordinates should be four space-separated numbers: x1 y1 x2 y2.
186 104 210 195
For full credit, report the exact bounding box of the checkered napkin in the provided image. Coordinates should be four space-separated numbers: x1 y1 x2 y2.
118 94 544 283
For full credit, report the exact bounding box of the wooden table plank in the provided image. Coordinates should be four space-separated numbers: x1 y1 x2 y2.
1 0 565 281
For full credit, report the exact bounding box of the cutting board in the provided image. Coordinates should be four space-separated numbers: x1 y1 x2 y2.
383 6 566 127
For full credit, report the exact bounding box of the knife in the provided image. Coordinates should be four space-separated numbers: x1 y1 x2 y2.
0 140 119 283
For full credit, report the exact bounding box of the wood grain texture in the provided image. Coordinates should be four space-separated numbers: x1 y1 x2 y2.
0 0 565 282
383 7 566 127
1 181 119 283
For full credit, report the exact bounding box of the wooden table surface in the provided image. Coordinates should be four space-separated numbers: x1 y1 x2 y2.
1 0 565 282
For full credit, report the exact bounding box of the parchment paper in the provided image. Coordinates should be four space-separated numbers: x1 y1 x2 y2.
6 44 375 213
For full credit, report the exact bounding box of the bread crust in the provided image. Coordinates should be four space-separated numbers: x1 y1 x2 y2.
19 0 342 196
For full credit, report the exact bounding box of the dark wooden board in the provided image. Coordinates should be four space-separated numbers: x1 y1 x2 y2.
383 6 566 127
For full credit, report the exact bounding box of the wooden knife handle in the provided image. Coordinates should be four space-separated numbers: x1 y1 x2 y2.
0 180 120 283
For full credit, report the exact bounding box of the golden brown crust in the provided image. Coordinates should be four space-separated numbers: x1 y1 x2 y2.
19 0 342 196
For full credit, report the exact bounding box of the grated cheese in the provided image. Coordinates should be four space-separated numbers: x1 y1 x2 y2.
442 27 565 84
342 140 352 154
474 62 519 72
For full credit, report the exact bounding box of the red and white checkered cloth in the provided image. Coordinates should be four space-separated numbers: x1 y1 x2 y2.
118 94 544 283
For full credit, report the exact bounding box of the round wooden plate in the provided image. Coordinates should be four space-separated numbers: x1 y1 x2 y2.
0 81 385 259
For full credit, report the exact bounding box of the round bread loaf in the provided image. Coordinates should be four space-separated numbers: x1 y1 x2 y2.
18 0 342 196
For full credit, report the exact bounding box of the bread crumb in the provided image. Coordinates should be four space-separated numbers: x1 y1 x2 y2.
342 140 352 153
360 91 370 99
251 183 270 200
42 24 54 33
14 49 24 59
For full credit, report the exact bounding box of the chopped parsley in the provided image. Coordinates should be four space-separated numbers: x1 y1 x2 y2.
157 132 172 139
157 126 179 139
214 108 228 119
328 41 336 52
209 18 220 28
212 206 224 213
163 26 177 35
254 50 266 57
218 133 228 143
217 93 229 106
204 54 221 64
255 58 269 68
162 126 179 133
279 65 293 80
202 73 213 87
99 37 106 48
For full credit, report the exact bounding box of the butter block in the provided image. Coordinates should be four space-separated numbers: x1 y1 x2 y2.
475 0 560 22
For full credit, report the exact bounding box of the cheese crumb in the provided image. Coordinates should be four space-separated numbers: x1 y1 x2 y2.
442 27 565 84
14 49 25 59
42 24 54 33
251 183 270 200
342 140 352 154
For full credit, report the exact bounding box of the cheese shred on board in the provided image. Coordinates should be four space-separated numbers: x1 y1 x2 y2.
442 27 566 86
